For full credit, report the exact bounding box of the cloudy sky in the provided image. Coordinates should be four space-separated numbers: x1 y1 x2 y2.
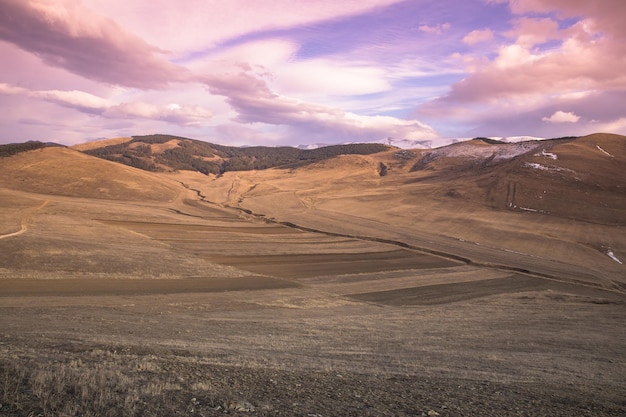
1 0 625 146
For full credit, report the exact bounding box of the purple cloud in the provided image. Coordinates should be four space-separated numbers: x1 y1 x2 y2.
0 0 187 88
415 0 626 137
0 83 212 125
1 0 625 145
202 70 436 143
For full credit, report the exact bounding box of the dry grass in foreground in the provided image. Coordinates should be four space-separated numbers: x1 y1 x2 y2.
2 344 624 417
1 349 187 417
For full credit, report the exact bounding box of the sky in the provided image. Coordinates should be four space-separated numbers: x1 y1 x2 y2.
0 0 625 147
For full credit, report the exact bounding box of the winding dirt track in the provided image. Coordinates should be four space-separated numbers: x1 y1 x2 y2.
0 223 28 240
0 199 48 240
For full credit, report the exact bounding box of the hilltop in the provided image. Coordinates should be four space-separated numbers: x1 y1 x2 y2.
0 145 180 201
173 133 624 226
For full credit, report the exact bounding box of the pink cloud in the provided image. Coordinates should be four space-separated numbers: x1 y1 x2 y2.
202 71 437 142
463 29 494 45
103 102 212 126
0 83 212 125
418 23 451 35
0 83 109 113
420 0 626 119
542 110 580 123
412 0 626 139
84 0 405 56
505 17 559 47
502 0 626 38
0 0 187 88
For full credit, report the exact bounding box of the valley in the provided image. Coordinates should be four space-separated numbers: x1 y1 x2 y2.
0 136 624 416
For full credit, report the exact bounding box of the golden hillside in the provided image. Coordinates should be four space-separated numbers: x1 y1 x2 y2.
0 146 180 201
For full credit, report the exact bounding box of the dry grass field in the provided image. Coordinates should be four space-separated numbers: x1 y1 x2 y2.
0 139 625 416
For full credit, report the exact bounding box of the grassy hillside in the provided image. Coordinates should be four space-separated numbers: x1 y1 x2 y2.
80 134 391 175
0 146 181 201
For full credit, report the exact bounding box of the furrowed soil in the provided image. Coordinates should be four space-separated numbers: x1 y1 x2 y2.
0 146 625 416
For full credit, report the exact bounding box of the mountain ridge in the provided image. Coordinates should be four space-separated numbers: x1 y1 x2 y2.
67 132 618 176
75 134 392 175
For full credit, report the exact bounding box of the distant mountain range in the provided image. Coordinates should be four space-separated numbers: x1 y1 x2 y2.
0 133 594 177
296 137 436 150
302 135 547 150
72 134 567 175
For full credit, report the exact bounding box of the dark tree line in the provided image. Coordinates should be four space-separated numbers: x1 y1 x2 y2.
0 141 52 157
81 134 392 175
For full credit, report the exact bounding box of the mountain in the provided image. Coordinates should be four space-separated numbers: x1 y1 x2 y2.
229 133 625 226
300 137 450 150
493 135 546 143
1 132 624 287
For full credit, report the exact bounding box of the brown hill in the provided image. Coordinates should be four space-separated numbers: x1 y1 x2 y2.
0 146 180 201
191 133 625 226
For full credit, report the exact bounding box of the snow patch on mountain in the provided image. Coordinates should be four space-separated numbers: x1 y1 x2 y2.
493 136 545 143
596 145 614 157
524 162 578 177
536 150 558 160
606 249 622 264
362 135 546 150
424 141 543 163
525 162 557 171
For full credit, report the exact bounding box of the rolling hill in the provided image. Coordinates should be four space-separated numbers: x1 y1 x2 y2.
0 144 180 201
4 133 624 225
